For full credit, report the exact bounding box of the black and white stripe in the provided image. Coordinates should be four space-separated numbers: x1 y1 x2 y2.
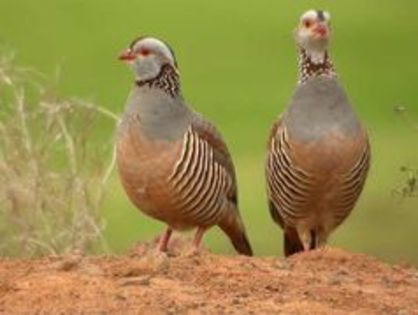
266 127 313 226
136 64 180 97
169 127 233 227
333 144 370 225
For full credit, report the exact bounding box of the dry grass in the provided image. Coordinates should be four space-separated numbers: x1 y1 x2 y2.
393 105 418 198
394 167 418 198
0 53 118 257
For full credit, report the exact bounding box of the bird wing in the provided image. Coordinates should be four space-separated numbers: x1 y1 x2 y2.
189 112 238 205
266 117 314 227
331 135 371 226
188 113 252 255
266 118 286 227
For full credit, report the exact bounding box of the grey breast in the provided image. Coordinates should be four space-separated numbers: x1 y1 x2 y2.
284 77 361 142
120 86 192 142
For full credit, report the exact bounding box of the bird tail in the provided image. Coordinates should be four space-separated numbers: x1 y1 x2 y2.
284 228 304 257
284 228 317 257
219 213 253 256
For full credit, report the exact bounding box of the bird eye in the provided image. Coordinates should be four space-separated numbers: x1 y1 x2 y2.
139 48 151 56
303 20 312 28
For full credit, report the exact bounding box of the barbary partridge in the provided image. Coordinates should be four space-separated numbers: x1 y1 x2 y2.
117 36 253 256
266 10 370 256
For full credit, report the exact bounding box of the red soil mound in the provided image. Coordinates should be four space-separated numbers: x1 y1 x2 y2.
1 239 417 314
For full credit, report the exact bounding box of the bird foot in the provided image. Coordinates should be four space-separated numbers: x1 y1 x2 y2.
150 247 169 259
317 244 330 254
181 245 202 257
185 226 207 257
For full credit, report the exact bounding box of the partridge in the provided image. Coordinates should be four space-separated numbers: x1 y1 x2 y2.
117 36 253 256
266 10 370 256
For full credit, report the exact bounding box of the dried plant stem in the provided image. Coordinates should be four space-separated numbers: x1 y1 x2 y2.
0 53 118 257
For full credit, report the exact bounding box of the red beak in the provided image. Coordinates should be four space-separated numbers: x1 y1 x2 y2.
313 24 328 37
118 49 136 61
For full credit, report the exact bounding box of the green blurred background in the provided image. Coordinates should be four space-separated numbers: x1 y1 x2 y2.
0 0 417 264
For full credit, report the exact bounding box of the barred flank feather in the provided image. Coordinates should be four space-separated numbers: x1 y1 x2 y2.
266 127 313 227
169 128 232 227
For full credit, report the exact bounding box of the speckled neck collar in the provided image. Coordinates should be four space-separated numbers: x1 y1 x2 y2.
298 48 336 84
136 64 180 97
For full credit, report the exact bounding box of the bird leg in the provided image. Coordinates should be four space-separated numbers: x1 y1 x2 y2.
297 228 313 252
191 227 207 252
317 231 328 248
157 227 173 252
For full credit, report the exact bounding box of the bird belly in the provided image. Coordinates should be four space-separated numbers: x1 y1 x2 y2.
289 132 368 234
268 126 369 243
116 125 229 231
116 127 193 229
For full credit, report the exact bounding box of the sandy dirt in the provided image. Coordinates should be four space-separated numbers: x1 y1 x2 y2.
0 237 417 315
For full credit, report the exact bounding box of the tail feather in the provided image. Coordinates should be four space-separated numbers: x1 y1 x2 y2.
231 231 253 256
284 228 304 257
219 214 253 256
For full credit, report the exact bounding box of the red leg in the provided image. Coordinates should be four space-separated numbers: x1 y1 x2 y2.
158 227 173 252
192 227 207 251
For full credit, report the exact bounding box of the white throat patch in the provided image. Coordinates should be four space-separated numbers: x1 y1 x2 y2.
308 50 326 64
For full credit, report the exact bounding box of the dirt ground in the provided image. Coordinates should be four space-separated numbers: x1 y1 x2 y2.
0 237 417 315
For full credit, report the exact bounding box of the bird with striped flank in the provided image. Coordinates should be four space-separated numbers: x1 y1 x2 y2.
266 10 370 257
117 36 253 256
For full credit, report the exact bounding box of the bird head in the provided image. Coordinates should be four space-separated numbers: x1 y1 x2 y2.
119 36 178 81
295 10 331 61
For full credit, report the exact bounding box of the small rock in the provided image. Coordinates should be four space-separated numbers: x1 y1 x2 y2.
275 260 291 270
115 293 127 300
52 251 84 271
328 275 342 285
119 275 151 287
